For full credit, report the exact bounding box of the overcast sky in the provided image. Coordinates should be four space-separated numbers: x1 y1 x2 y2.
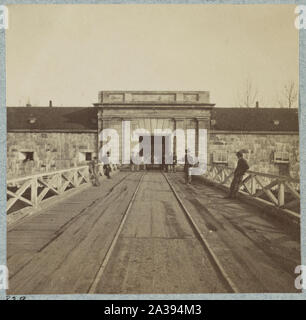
6 4 299 107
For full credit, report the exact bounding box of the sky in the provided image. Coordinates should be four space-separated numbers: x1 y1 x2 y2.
6 4 299 107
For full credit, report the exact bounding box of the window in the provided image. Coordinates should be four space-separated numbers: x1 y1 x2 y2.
28 117 37 124
213 151 228 164
85 152 92 161
79 151 93 162
18 151 35 162
274 151 289 164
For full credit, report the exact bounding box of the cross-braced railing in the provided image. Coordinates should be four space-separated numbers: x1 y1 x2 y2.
7 163 118 214
203 164 300 217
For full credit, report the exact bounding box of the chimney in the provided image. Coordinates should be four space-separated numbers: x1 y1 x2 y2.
49 100 53 107
255 101 259 108
26 97 31 107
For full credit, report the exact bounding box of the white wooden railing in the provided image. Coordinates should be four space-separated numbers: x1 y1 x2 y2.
7 163 119 214
202 164 300 217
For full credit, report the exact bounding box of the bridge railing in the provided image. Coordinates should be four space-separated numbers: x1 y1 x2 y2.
7 163 119 214
202 164 300 217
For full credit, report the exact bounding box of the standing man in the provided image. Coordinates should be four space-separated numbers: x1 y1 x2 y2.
89 156 100 187
225 151 249 199
184 149 193 184
102 151 112 179
162 152 166 172
173 153 177 173
166 151 173 172
139 154 146 171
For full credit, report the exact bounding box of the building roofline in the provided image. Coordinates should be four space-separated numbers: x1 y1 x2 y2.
210 130 299 135
7 129 98 133
6 106 94 109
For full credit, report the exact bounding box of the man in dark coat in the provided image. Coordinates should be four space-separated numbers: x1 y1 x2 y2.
89 156 100 187
173 153 177 173
184 149 193 184
225 151 249 199
101 152 112 179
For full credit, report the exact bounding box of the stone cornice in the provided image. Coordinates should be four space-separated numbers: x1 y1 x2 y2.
93 103 215 109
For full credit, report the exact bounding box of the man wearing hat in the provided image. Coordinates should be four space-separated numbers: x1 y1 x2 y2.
225 151 249 199
102 151 112 179
89 156 100 187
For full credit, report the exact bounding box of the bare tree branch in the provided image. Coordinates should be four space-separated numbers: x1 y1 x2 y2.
278 81 298 108
237 78 258 108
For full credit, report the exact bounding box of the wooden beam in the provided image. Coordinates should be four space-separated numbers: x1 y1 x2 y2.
284 182 300 200
254 176 278 205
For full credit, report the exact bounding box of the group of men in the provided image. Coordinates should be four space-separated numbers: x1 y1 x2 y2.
88 152 112 187
88 149 250 200
130 152 178 172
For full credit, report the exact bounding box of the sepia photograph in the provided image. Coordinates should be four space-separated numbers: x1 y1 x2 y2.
2 3 302 296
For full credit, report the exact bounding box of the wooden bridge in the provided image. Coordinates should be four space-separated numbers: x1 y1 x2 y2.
6 165 301 294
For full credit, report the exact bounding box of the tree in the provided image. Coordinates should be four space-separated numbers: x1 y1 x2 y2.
278 81 298 108
236 78 258 108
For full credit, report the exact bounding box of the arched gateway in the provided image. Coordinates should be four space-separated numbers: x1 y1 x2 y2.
94 91 215 168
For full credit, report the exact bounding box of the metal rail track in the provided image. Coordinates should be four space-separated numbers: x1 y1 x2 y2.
162 172 239 293
88 171 238 293
88 172 145 293
8 172 139 282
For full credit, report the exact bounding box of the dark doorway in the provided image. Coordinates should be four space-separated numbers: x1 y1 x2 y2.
138 135 171 170
85 152 92 161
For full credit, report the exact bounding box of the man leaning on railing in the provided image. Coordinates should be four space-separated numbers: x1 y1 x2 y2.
224 151 249 199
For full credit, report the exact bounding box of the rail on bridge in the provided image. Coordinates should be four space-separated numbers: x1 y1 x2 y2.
6 163 119 223
6 163 300 224
201 164 300 220
6 167 301 294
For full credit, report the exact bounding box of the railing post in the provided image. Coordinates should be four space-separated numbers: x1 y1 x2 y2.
57 173 63 194
31 177 38 207
221 168 225 183
278 181 285 207
73 169 78 187
251 175 256 195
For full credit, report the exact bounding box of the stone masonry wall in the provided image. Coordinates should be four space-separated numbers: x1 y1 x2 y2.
209 132 300 179
7 131 300 180
7 132 97 179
